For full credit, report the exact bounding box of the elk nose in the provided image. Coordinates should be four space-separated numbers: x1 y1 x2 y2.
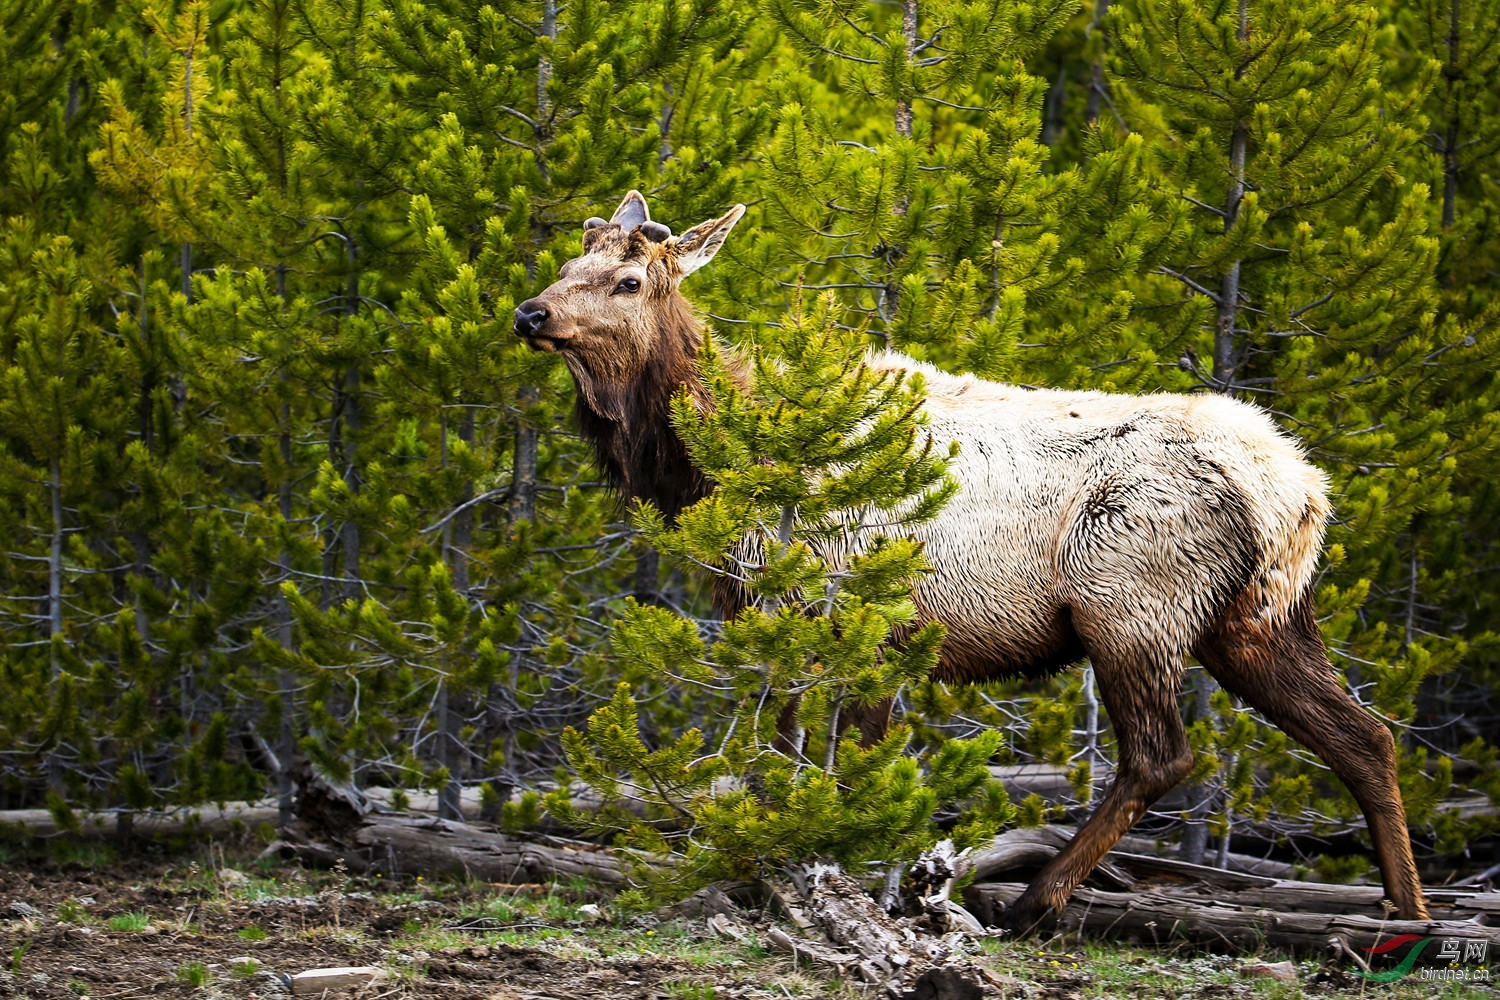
513 299 550 338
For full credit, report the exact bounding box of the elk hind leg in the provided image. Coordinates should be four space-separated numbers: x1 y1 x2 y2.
1008 649 1193 934
1195 598 1429 920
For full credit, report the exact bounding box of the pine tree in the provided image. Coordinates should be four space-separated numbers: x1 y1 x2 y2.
1108 0 1500 858
552 294 1009 899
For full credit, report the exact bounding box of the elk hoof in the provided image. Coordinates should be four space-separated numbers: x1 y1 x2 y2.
1003 892 1061 937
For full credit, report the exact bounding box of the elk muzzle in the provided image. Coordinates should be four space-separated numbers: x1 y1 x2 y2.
513 298 556 349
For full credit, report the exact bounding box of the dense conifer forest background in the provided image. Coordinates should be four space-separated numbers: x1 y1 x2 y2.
2 0 1498 872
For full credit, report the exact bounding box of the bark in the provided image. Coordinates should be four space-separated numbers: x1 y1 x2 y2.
1084 0 1111 124
894 0 917 140
968 825 1301 881
1041 65 1066 147
1442 0 1460 230
1179 669 1217 865
633 547 660 605
181 26 195 303
339 363 361 602
437 409 476 821
436 683 463 821
1213 0 1251 391
508 385 540 525
46 456 64 794
276 413 297 829
0 804 284 839
262 817 629 885
965 880 1500 955
770 863 997 999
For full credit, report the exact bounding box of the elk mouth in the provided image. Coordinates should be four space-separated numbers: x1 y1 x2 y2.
521 331 571 353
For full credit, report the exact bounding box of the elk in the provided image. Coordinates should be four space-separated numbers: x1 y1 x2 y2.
513 191 1431 932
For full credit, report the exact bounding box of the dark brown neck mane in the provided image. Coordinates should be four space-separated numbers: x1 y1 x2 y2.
571 294 727 522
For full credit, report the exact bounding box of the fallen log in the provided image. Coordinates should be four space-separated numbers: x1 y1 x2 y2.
965 881 1500 954
966 827 1308 881
0 804 282 841
261 816 629 885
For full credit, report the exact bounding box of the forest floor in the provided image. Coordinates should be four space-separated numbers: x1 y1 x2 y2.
0 839 1491 1000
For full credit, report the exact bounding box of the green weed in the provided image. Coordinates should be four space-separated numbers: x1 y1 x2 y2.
174 961 211 986
106 911 150 932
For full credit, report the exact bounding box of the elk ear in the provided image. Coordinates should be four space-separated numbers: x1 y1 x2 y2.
673 204 746 277
609 190 650 232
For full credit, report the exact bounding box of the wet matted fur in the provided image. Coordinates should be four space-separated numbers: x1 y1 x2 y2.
513 191 1432 931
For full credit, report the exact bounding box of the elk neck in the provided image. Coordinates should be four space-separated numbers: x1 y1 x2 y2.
571 293 744 523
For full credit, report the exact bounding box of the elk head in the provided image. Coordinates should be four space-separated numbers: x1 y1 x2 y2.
513 190 746 425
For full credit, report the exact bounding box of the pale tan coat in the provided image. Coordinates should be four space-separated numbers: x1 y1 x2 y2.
862 352 1330 680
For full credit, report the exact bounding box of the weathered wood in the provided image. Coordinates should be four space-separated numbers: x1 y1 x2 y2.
1114 832 1298 879
758 863 1001 997
967 827 1135 889
1156 878 1500 922
261 815 629 884
290 966 386 995
0 804 282 840
965 881 1500 954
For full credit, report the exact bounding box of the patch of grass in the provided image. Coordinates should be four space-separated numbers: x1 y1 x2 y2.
55 899 90 924
395 927 472 953
539 892 582 922
107 911 151 933
10 940 29 974
237 925 268 941
665 982 716 1000
174 961 211 987
457 895 518 921
230 958 261 978
228 876 289 902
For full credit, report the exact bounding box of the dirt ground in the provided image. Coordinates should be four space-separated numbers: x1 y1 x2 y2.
0 851 793 1000
1 846 1493 1000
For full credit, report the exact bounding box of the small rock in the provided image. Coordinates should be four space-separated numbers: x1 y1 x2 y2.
290 966 386 996
7 902 40 919
1242 960 1298 983
576 903 604 923
218 868 251 887
258 970 294 995
468 944 490 959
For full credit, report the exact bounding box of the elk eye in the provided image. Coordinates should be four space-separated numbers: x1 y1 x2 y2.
613 276 642 295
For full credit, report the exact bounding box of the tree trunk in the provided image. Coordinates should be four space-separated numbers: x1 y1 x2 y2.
508 385 539 525
1442 0 1460 230
438 408 476 822
1084 0 1111 124
46 456 65 794
1179 668 1216 865
276 415 298 829
339 363 361 602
